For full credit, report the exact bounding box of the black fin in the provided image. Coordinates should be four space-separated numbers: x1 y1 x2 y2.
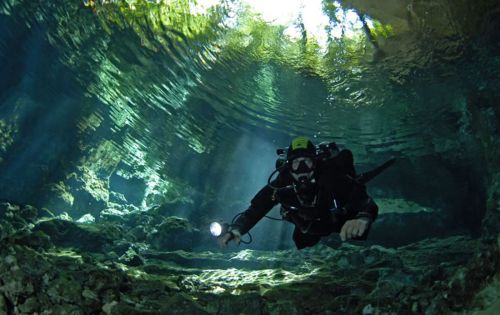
356 158 396 184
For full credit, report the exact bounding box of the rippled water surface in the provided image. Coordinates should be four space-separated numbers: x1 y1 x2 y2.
0 0 499 209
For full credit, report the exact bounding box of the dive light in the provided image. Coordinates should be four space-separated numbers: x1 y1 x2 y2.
209 221 229 237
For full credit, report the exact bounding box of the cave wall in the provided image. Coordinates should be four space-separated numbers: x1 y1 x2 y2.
0 1 498 245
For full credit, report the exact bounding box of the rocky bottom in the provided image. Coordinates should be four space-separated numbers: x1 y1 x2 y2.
0 202 498 315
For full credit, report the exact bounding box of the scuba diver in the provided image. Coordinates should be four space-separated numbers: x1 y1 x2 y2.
217 136 394 250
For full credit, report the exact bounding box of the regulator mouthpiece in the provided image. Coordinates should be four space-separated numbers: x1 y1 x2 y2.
210 222 228 237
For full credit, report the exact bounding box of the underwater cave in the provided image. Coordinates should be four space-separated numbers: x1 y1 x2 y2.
0 0 499 314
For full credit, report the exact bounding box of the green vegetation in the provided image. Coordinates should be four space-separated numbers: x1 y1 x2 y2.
1 0 399 210
88 0 226 50
369 20 394 39
82 0 390 80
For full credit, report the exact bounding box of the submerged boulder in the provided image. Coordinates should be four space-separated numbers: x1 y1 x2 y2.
33 219 122 252
109 172 146 206
40 181 75 216
0 202 497 314
76 213 96 224
0 202 38 224
67 172 108 218
99 207 131 223
148 216 201 251
118 247 145 267
0 202 50 242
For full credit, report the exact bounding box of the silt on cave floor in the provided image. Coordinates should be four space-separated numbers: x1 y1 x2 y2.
0 201 498 315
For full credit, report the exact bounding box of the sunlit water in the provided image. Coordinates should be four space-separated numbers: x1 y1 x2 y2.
0 0 498 240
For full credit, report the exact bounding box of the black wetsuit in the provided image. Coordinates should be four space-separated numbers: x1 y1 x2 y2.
232 149 378 249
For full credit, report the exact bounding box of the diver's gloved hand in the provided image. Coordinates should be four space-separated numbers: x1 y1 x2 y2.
340 218 370 241
217 229 241 248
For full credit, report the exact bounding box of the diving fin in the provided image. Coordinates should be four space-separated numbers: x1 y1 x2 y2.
356 158 396 184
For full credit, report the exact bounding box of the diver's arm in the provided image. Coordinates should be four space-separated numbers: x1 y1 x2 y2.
340 217 371 241
231 184 279 235
338 180 378 219
325 147 377 221
337 171 379 240
353 196 378 223
218 229 241 247
343 182 378 223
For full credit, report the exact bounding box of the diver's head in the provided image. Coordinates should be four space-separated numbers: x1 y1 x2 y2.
287 137 317 190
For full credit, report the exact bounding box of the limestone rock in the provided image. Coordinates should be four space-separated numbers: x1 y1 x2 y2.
0 202 497 314
119 247 145 266
33 219 118 252
77 213 96 224
0 294 8 315
148 216 201 250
